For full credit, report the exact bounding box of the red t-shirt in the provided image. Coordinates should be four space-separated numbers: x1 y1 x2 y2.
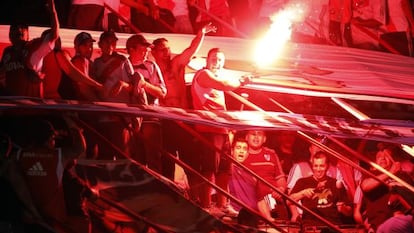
243 147 285 199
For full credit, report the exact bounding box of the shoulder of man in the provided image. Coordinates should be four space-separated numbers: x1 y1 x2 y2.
0 46 13 63
396 170 414 185
144 60 163 72
24 38 43 53
23 38 45 65
105 53 128 68
56 49 71 58
295 176 312 186
71 54 86 63
144 60 156 66
325 175 338 183
192 68 208 83
111 52 128 62
263 147 276 154
1 45 14 56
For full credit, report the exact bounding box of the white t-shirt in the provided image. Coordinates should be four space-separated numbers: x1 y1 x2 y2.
28 33 55 76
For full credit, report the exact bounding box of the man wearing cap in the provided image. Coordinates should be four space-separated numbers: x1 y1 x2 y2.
126 34 166 106
42 30 102 100
91 31 147 160
92 31 147 104
126 33 167 177
70 31 100 100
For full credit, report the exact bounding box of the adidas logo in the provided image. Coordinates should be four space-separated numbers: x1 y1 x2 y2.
27 162 47 176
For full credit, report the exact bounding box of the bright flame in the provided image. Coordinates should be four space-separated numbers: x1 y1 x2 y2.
254 5 304 67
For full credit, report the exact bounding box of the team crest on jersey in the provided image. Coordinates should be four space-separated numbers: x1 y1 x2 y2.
264 153 271 161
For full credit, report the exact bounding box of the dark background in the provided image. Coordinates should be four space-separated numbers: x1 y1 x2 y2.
0 0 71 27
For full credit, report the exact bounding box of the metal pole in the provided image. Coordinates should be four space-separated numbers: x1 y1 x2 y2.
330 97 414 192
265 95 414 194
75 117 250 232
189 3 248 38
186 92 343 232
104 3 141 33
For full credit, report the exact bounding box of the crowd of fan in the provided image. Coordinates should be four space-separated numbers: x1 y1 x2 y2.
2 0 414 56
1 0 414 233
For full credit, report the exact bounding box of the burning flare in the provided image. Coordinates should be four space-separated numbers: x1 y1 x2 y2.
254 5 305 67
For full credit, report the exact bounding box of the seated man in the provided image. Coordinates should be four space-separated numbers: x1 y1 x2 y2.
288 151 352 225
287 136 348 221
228 137 259 226
287 136 346 193
377 186 414 233
360 145 414 231
243 130 288 221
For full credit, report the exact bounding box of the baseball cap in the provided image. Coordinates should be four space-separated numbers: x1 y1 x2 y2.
99 31 118 42
74 32 96 47
126 34 152 50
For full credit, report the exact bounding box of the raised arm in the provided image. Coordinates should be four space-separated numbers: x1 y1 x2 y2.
360 161 400 192
197 69 249 91
47 0 59 43
55 50 102 88
176 23 217 65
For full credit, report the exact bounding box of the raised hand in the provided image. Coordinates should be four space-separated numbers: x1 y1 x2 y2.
202 22 217 34
239 74 253 86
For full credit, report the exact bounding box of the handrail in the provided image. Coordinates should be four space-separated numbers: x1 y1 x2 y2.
351 21 402 56
170 121 289 233
74 117 242 232
103 3 176 33
103 3 141 33
99 195 175 233
330 97 414 193
266 96 384 186
183 91 343 232
188 3 248 38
